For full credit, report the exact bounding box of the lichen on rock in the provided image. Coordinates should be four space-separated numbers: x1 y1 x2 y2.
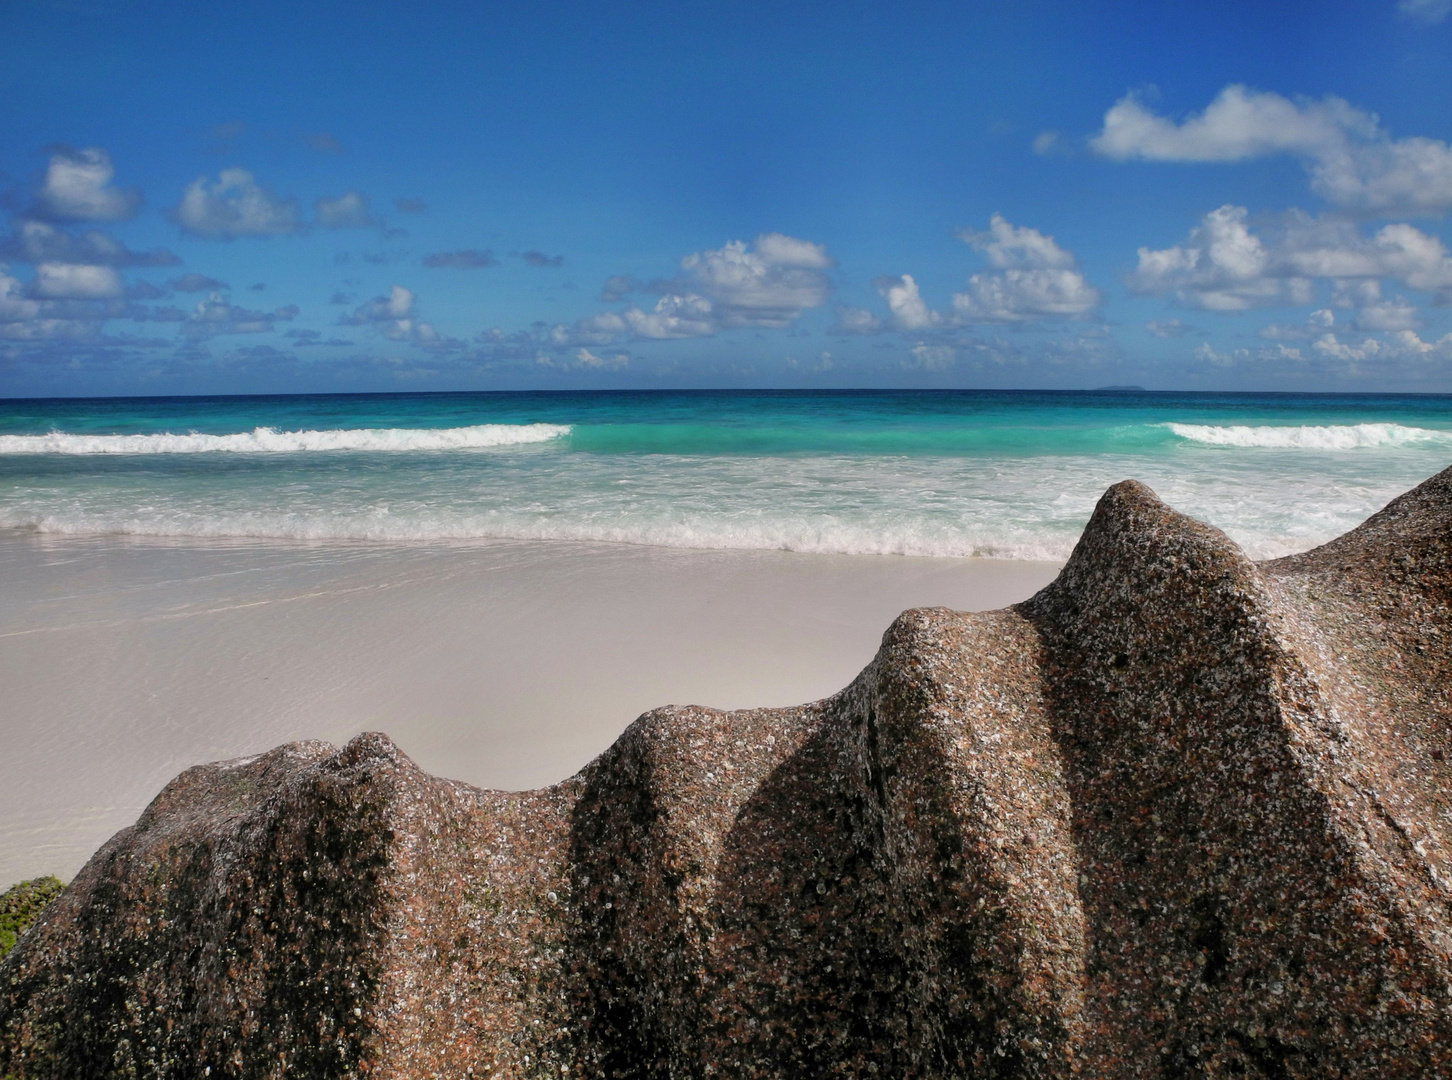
3 466 1452 1078
0 879 64 961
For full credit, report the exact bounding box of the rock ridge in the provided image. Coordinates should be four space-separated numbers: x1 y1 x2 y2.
3 467 1452 1078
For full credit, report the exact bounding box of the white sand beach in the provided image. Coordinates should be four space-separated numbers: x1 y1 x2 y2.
0 534 1060 886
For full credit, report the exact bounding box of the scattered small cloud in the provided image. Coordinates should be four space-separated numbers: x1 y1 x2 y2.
340 284 414 325
553 233 833 346
286 328 354 347
168 293 299 337
786 350 836 373
1032 131 1064 155
599 274 640 301
315 191 376 229
536 347 630 371
1146 318 1197 337
831 305 884 334
172 168 302 239
334 250 409 266
249 282 266 291
905 342 957 371
867 217 1099 335
393 197 426 213
1399 0 1451 25
208 121 247 142
1196 317 1452 376
1259 308 1336 340
338 284 447 346
518 250 564 268
169 272 228 293
422 248 498 268
564 293 717 342
303 132 343 154
1193 341 1308 368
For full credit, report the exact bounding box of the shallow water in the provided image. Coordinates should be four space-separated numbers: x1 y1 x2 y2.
2 388 1451 561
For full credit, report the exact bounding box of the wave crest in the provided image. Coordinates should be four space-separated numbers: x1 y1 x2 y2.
1163 422 1452 450
0 507 1078 561
0 423 572 455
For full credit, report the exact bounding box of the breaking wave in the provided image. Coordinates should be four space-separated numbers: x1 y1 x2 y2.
0 506 1080 561
0 423 572 455
1163 422 1452 450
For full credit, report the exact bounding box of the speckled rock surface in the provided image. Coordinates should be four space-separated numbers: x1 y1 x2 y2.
3 467 1451 1078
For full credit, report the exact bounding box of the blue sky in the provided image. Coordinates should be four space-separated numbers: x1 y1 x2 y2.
3 0 1452 395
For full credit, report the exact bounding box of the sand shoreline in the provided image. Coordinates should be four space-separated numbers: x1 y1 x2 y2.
0 532 1060 886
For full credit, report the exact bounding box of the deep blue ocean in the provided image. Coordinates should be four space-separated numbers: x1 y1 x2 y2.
2 389 1451 560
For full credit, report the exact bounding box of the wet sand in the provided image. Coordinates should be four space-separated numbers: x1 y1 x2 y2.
0 533 1060 886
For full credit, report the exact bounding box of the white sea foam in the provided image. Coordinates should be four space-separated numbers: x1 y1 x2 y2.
0 423 572 455
1 439 1442 562
1164 421 1452 450
0 506 1080 561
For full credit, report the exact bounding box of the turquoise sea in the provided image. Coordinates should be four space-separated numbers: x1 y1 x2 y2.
2 389 1451 561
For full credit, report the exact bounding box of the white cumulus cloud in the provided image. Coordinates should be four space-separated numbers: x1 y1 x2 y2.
872 217 1098 330
958 214 1078 270
173 169 302 238
1130 205 1290 310
1092 85 1452 216
681 232 832 328
0 263 139 342
624 293 718 338
344 284 413 323
951 215 1100 322
876 274 942 331
558 233 832 344
339 284 445 346
1356 297 1422 331
32 263 124 299
568 293 717 342
37 148 140 222
1131 205 1452 313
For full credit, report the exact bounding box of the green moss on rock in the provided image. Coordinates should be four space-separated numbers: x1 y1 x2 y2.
0 877 64 959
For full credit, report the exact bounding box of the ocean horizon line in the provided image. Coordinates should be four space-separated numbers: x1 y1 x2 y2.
5 385 1452 405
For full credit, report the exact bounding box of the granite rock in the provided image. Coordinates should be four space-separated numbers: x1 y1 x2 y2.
3 466 1452 1078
